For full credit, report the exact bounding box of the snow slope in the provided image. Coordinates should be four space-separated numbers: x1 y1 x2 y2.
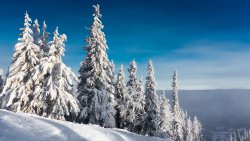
0 109 168 141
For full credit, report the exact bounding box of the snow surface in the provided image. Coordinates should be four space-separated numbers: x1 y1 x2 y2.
0 109 168 141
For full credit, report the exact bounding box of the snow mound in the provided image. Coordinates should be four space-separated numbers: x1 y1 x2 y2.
0 109 168 141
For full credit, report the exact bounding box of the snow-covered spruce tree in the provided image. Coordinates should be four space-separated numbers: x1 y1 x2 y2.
0 12 41 111
114 65 125 128
193 116 203 141
144 60 161 137
229 133 233 141
29 27 79 121
197 118 203 141
237 130 242 141
115 65 134 130
39 21 50 54
242 129 247 141
247 129 250 141
171 70 184 141
244 130 249 141
172 70 180 116
126 60 145 134
77 4 116 128
33 19 40 45
181 110 188 141
231 130 237 141
109 60 116 85
0 69 4 94
243 128 250 141
159 94 173 138
133 76 146 134
186 117 194 141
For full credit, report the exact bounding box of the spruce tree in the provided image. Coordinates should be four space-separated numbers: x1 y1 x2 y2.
181 110 188 141
0 69 4 94
133 76 146 134
126 60 145 133
247 129 250 141
115 65 134 130
144 59 161 137
29 27 79 121
115 65 125 127
171 70 184 141
193 116 203 141
159 94 173 138
229 133 233 141
0 12 41 111
109 60 115 85
186 117 193 141
172 70 180 115
39 21 50 54
33 19 40 45
126 60 138 102
77 4 116 128
198 118 203 141
232 131 237 141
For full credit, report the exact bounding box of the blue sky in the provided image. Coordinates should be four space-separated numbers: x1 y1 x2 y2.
0 0 250 89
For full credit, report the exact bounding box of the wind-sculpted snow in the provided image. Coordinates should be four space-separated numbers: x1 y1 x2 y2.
0 109 168 141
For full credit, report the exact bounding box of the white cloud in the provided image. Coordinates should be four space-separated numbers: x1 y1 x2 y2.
149 41 250 90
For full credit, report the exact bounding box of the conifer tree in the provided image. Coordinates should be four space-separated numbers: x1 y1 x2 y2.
0 69 4 94
126 60 145 133
115 65 134 130
132 64 146 133
144 60 161 137
229 133 233 141
109 60 115 85
159 94 173 138
242 128 250 141
39 21 50 54
33 19 40 45
193 116 203 141
233 132 238 141
29 27 79 121
172 70 180 116
247 129 250 141
77 4 116 128
126 60 138 102
133 76 146 134
186 117 193 141
0 12 41 111
171 70 184 141
115 65 126 127
181 110 188 141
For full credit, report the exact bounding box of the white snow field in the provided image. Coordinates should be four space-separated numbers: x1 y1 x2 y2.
0 109 168 141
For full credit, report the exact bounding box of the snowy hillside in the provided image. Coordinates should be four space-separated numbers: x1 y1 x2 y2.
0 110 168 141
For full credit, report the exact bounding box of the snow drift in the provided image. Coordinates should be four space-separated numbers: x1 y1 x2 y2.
0 109 168 141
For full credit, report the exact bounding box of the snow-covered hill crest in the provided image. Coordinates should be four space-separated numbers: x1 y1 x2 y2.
0 109 168 141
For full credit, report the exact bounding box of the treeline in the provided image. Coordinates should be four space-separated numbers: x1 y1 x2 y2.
0 4 202 141
229 128 250 141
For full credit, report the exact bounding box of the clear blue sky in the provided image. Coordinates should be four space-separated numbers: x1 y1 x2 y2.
0 0 250 89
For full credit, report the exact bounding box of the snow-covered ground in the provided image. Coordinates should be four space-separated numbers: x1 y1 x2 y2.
0 109 168 141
